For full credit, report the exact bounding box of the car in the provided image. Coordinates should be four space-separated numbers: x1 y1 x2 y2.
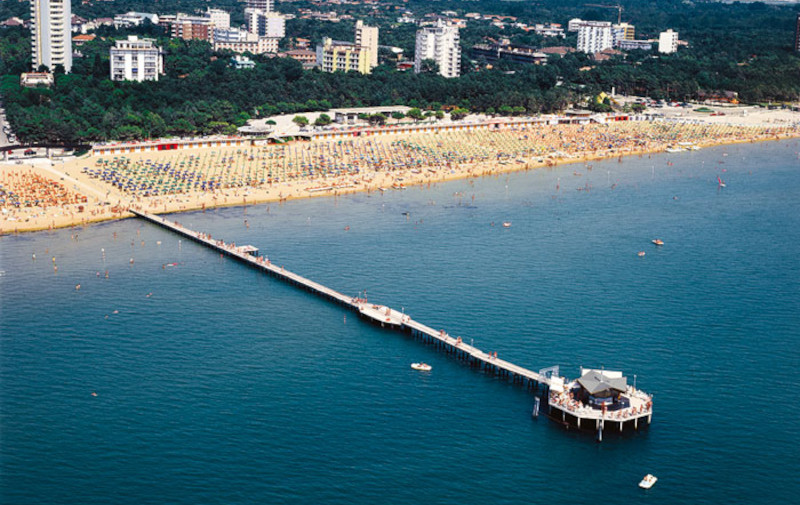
24 149 36 156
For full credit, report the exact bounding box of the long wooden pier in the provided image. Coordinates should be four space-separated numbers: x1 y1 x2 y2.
130 209 553 392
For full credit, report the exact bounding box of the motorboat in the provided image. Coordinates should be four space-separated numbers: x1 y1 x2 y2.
651 239 664 246
638 474 658 489
502 222 512 228
637 251 646 257
411 362 432 371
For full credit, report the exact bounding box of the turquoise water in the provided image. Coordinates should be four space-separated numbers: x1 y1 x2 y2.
2 140 799 504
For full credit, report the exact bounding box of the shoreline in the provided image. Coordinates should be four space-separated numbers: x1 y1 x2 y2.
2 126 798 236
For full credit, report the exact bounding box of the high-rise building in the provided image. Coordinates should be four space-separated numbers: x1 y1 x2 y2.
30 0 72 73
316 38 373 74
110 36 163 82
168 14 215 42
245 0 274 12
577 21 613 54
658 29 679 54
611 22 635 46
245 9 285 38
794 13 800 53
414 19 461 79
206 9 230 31
355 20 379 69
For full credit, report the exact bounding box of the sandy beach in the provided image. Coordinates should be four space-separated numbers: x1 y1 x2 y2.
2 110 798 235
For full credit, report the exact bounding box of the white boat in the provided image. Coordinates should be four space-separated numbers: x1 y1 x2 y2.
502 222 512 228
411 362 432 371
639 474 658 489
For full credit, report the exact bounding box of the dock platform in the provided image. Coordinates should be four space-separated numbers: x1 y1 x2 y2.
130 209 652 436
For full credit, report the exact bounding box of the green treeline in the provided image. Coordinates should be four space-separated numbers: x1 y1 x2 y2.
1 0 799 143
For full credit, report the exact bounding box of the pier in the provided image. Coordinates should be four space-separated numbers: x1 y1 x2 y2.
130 209 652 436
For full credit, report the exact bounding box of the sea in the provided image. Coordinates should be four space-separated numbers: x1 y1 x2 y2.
1 139 799 505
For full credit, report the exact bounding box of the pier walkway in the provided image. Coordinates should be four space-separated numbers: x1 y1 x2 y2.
130 209 553 391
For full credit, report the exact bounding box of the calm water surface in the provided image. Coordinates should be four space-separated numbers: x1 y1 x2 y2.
2 140 799 504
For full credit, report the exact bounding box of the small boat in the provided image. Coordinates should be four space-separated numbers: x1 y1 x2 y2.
411 362 432 371
652 239 664 246
639 474 658 489
637 251 646 257
502 222 512 228
717 175 726 188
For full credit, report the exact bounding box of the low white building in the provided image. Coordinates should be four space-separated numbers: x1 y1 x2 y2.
658 29 679 54
113 12 159 30
213 37 279 55
110 36 163 82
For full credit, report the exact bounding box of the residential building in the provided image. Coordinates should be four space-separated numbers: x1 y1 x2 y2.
245 0 274 12
658 29 678 54
533 23 565 38
20 72 54 88
113 12 159 29
206 9 230 30
471 43 547 66
567 18 584 32
355 20 379 69
618 39 653 51
30 0 72 72
110 36 163 82
245 9 285 38
611 22 635 46
214 28 255 44
414 19 461 78
168 14 215 42
284 49 317 69
72 33 96 47
576 21 613 54
213 37 279 54
316 38 373 74
230 55 255 69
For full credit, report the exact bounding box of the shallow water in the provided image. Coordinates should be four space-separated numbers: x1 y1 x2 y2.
2 140 799 504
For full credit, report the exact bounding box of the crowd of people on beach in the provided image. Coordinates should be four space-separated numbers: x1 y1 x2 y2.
2 118 797 233
75 121 794 200
1 169 88 208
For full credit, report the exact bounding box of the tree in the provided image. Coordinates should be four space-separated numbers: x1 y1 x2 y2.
314 113 332 126
419 58 439 75
292 115 309 127
391 111 405 122
368 113 387 126
450 108 470 121
435 110 445 120
407 107 423 122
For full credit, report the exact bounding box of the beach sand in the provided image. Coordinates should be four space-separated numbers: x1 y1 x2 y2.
2 113 798 235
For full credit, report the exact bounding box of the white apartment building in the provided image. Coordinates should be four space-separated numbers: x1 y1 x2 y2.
245 9 285 38
213 37 279 55
206 9 230 30
245 0 274 12
568 18 584 32
414 19 461 78
30 0 72 73
110 36 163 82
577 21 613 54
355 20 379 69
658 29 679 54
113 12 159 29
